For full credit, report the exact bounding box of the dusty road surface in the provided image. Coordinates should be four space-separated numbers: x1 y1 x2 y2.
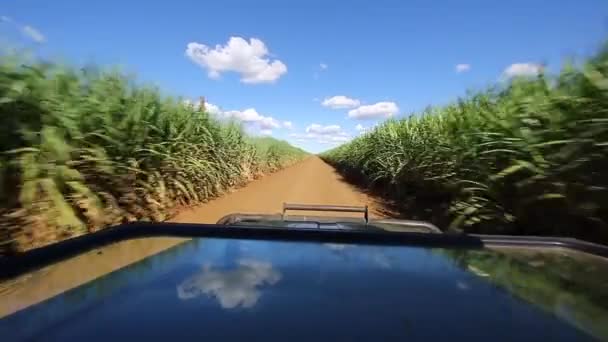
1 157 388 317
172 156 386 223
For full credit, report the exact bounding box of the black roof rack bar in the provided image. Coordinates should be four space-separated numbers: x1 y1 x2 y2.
283 203 369 223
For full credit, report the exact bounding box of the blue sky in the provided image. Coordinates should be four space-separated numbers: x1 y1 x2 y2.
2 0 607 152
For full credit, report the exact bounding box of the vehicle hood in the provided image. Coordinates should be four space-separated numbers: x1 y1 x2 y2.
0 237 600 341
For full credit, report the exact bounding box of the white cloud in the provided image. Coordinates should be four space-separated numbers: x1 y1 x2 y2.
290 135 349 145
189 100 288 135
320 63 328 70
185 37 287 84
503 63 543 77
355 123 380 134
184 99 224 116
290 123 352 146
259 116 281 130
306 124 343 135
455 64 471 73
348 101 399 119
204 102 222 116
290 133 350 145
322 95 361 109
22 25 45 43
177 259 281 309
322 136 350 143
224 108 281 130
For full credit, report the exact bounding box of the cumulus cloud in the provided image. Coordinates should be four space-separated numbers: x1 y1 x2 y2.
22 25 45 43
356 123 380 134
290 133 350 145
306 124 343 135
204 102 222 116
326 136 350 143
291 123 352 146
184 99 224 115
185 37 287 84
185 99 290 135
503 63 543 78
177 259 281 309
322 95 361 109
348 101 399 119
224 108 281 129
455 64 471 73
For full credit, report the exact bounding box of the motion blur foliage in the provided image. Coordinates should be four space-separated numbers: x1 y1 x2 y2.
322 45 608 243
0 57 307 253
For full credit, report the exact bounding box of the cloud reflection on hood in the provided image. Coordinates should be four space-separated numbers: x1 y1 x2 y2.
324 243 392 269
177 259 281 309
324 243 350 251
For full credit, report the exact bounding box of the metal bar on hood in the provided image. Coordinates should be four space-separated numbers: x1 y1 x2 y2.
282 203 369 223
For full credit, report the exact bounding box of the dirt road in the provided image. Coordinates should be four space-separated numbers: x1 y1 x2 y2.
172 156 385 223
1 157 387 317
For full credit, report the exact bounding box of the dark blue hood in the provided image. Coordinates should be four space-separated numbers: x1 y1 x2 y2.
0 237 600 341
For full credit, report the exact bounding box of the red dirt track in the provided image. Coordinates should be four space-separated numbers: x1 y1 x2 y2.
171 156 386 223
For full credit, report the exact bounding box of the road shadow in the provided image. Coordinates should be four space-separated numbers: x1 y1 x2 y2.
332 172 453 230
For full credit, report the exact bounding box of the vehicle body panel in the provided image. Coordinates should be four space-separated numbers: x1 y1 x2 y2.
1 223 607 341
0 235 601 341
